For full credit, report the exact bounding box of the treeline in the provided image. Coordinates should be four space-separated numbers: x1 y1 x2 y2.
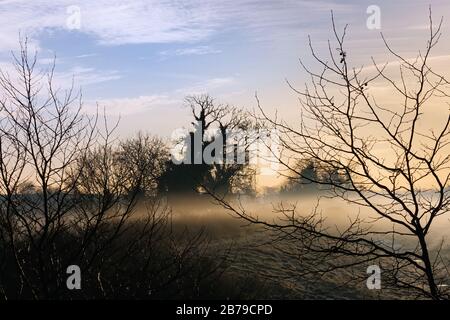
8 95 257 200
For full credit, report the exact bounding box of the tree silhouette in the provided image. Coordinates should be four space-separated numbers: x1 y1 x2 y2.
209 10 450 299
116 132 168 197
0 40 225 299
159 95 255 196
282 159 321 193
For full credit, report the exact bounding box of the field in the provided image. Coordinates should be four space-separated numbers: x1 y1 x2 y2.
166 193 450 299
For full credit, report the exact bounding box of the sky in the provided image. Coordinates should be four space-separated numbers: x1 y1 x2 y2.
0 0 449 140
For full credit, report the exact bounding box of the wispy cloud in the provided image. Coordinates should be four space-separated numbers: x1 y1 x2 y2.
176 77 236 95
75 53 98 59
37 57 61 65
0 0 216 52
85 75 237 116
0 0 355 54
87 94 179 116
54 66 121 88
160 45 221 57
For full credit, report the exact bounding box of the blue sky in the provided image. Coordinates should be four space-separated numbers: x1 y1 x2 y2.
0 0 449 137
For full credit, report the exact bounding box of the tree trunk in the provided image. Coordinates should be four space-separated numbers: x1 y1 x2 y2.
418 231 439 299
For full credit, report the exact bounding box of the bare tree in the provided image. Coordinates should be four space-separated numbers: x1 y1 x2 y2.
186 94 219 145
71 130 224 299
116 132 168 196
161 94 256 195
0 40 227 299
0 38 97 298
186 95 255 194
212 103 256 195
209 10 450 300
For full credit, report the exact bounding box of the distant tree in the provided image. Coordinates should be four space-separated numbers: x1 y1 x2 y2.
208 102 256 195
321 166 351 187
157 162 209 195
281 159 321 193
159 95 256 196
